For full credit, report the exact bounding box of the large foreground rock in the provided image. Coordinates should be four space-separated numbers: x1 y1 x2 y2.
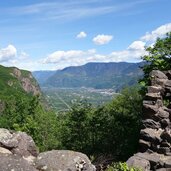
0 153 38 171
35 150 96 171
127 155 150 171
0 128 38 157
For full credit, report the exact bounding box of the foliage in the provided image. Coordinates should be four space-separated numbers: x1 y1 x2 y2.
59 87 142 160
0 95 60 152
140 32 171 89
106 162 141 171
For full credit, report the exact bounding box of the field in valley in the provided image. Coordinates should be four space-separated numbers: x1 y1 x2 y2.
42 87 118 112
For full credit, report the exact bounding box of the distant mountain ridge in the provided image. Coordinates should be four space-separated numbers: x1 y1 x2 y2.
33 62 143 91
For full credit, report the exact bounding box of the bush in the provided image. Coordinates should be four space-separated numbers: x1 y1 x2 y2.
106 162 141 171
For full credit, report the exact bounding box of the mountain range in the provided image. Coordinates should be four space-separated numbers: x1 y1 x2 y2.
33 62 143 91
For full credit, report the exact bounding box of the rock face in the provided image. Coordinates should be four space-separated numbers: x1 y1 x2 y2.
127 70 171 171
12 68 41 96
0 128 95 171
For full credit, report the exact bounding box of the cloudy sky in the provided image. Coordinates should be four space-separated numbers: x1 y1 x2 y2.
0 0 171 71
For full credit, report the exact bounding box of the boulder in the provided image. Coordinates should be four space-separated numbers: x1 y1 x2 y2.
35 150 96 171
143 104 160 121
140 128 162 144
0 128 38 157
157 108 170 119
126 155 150 171
150 70 168 80
0 153 38 171
148 86 164 94
134 152 164 169
145 93 162 101
142 119 161 129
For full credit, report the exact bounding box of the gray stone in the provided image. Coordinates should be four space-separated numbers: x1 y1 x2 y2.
143 104 160 121
160 130 171 143
145 93 162 101
0 147 12 154
160 142 171 148
0 153 38 171
127 155 150 171
35 150 96 171
160 119 170 129
0 128 38 157
142 119 161 129
148 86 163 94
164 70 171 80
150 70 168 79
152 78 167 87
158 147 170 154
157 108 170 119
11 132 38 157
140 128 162 144
139 139 151 152
134 152 164 169
164 156 171 168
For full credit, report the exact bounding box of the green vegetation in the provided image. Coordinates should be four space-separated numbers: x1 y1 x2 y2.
58 87 142 160
140 32 171 88
106 162 141 171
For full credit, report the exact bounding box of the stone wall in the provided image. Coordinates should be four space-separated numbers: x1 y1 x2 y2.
127 70 171 171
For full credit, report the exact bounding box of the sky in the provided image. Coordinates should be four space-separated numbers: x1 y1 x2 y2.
0 0 171 71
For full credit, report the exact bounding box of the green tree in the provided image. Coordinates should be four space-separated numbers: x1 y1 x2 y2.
140 32 171 88
60 100 92 153
0 95 61 152
106 87 142 160
59 87 142 160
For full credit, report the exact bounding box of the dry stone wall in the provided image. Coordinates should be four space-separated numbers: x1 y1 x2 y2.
127 70 171 171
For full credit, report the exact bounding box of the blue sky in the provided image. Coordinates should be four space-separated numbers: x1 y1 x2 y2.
0 0 171 71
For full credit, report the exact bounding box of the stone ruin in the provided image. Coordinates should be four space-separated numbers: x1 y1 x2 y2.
127 70 171 171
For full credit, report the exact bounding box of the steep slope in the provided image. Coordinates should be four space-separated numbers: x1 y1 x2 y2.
0 65 41 100
37 62 143 91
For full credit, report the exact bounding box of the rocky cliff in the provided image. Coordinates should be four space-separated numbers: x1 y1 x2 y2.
0 65 41 98
127 70 171 171
0 128 96 171
11 67 41 96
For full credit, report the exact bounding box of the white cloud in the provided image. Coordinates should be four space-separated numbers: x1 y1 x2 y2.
42 42 146 70
0 45 17 62
43 49 96 64
93 34 113 45
76 31 87 39
128 41 146 50
141 23 171 41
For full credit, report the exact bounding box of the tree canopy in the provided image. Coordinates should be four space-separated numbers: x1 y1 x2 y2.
140 32 171 87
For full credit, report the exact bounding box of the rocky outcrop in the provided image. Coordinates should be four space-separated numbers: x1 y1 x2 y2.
12 68 41 96
0 128 96 171
36 150 96 171
127 70 171 171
